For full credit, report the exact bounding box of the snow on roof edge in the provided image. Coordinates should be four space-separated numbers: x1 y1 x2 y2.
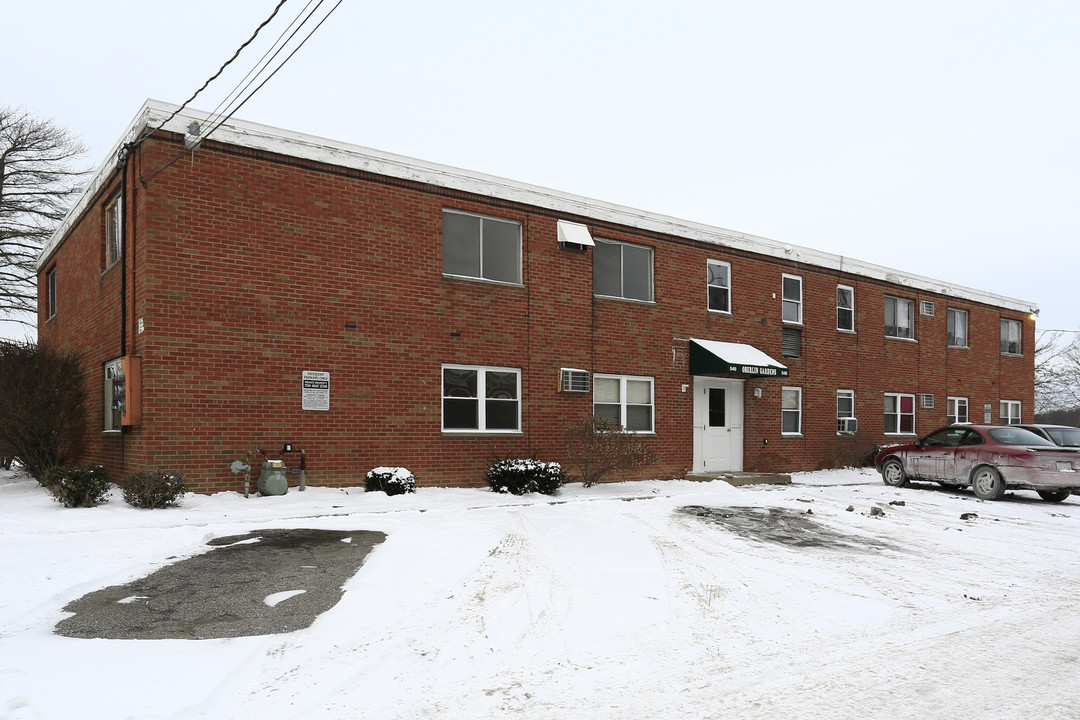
38 99 1037 316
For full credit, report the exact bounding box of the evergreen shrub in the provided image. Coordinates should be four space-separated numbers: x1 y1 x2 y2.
122 468 188 508
40 464 111 508
485 457 566 495
365 467 416 495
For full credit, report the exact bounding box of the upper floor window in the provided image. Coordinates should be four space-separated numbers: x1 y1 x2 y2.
947 396 969 425
707 260 731 313
46 266 57 320
947 308 968 348
594 239 653 302
594 374 654 432
782 386 802 435
442 210 521 285
884 296 914 339
999 400 1021 425
442 364 521 432
782 274 802 324
1000 318 1022 355
104 193 122 269
884 392 916 435
837 285 854 332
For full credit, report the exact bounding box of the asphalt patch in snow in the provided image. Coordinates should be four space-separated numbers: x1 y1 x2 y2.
678 506 894 551
54 528 385 640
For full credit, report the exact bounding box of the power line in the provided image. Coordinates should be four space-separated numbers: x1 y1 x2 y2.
139 0 344 184
133 0 290 150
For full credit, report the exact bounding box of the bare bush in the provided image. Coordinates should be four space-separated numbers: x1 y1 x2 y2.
564 415 659 487
0 340 87 480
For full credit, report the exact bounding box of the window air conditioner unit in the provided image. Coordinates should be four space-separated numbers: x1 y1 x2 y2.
560 368 590 393
838 417 858 434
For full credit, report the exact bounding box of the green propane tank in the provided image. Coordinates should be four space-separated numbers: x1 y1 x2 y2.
257 460 289 496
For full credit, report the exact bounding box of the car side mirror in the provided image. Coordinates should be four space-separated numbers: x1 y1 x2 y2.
913 439 923 448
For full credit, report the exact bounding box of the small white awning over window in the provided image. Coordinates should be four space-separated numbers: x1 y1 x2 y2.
557 219 594 247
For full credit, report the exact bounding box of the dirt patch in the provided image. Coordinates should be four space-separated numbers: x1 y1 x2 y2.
678 505 893 551
55 528 385 640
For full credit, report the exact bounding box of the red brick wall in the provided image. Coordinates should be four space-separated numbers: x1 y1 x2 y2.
38 134 1036 492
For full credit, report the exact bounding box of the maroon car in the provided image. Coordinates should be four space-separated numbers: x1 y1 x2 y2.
875 424 1080 502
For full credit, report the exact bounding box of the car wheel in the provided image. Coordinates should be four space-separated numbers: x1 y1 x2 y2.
1037 489 1071 503
881 458 908 487
971 466 1006 500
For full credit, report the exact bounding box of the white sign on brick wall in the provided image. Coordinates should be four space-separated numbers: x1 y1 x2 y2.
302 371 330 411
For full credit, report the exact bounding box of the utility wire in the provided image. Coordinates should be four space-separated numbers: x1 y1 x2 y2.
133 0 290 149
140 0 344 184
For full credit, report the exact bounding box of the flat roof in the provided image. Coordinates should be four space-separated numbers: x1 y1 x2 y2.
40 99 1037 315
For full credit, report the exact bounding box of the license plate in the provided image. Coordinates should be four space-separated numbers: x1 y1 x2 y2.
1057 461 1075 472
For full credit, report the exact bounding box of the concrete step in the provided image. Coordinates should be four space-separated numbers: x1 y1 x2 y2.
684 471 792 486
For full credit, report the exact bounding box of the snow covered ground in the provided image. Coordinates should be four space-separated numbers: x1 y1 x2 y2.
3 467 1080 719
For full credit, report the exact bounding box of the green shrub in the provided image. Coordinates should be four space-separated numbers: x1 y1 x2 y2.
365 467 416 496
122 468 188 508
40 464 111 508
486 457 566 495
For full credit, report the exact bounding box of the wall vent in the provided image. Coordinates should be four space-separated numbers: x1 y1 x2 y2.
920 393 935 409
560 368 590 393
920 300 935 317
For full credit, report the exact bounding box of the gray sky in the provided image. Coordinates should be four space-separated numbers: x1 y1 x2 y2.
6 0 1079 341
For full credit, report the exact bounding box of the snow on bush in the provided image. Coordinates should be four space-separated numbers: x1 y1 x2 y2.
365 466 416 496
40 463 111 508
485 458 565 495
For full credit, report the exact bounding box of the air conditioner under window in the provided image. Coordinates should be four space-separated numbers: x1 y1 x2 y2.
560 368 590 393
838 417 858 434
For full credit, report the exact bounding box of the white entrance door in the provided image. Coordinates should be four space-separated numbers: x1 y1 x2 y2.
693 378 744 472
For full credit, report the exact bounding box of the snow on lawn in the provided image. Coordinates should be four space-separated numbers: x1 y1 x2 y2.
3 466 1080 719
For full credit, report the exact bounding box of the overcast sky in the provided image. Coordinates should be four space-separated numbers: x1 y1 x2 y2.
5 0 1078 342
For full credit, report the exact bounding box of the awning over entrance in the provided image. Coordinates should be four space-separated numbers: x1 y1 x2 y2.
688 338 789 377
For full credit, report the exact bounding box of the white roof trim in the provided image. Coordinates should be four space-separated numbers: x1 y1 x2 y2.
39 99 1038 316
557 219 594 247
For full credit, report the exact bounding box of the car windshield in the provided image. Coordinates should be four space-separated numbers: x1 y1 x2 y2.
987 427 1057 446
1045 427 1080 446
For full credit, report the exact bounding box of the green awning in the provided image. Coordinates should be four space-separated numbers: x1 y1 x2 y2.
688 338 789 377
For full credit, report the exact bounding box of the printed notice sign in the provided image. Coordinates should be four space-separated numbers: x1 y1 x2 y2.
302 371 330 411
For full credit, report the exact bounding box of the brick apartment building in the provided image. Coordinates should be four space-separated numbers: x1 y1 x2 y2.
36 100 1037 493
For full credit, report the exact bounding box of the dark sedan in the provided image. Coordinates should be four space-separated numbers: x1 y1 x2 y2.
1018 424 1080 449
875 424 1080 502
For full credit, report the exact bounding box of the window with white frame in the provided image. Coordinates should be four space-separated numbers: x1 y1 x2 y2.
999 400 1021 425
837 389 855 433
442 210 521 284
947 396 969 425
885 296 914 339
782 274 802 324
46 266 57 320
782 386 802 435
104 193 122 269
442 365 521 432
947 308 968 348
594 239 653 302
707 259 731 313
884 392 916 434
594 374 654 432
1000 318 1022 355
837 285 854 331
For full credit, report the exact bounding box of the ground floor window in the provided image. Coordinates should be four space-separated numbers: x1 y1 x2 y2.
947 396 968 425
884 392 915 434
999 400 1021 425
442 365 521 432
594 374 654 432
837 389 855 434
782 386 802 435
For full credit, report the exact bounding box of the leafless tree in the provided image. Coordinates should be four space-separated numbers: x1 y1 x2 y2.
1035 330 1080 415
0 106 89 326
